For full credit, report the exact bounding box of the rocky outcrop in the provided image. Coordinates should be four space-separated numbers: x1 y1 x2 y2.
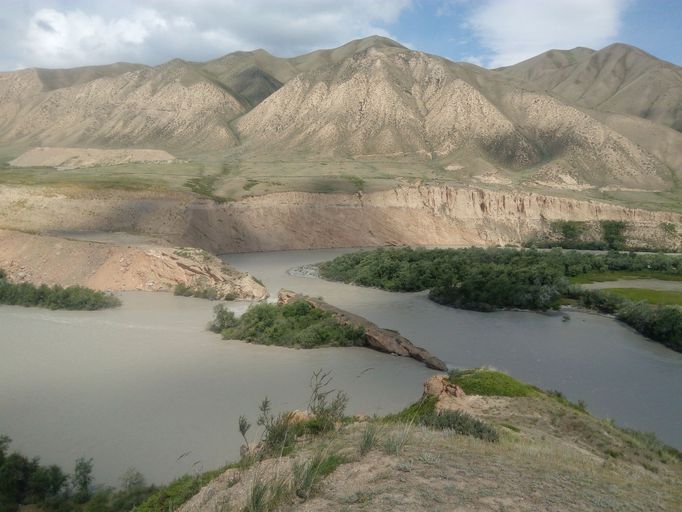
0 229 267 299
278 289 447 370
0 184 680 253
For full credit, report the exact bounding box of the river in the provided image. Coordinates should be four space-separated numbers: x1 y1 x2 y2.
225 249 682 450
1 247 681 487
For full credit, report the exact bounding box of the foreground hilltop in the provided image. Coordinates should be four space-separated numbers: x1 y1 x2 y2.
159 370 682 512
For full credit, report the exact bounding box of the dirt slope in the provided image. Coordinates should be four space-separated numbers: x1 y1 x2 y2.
0 229 267 299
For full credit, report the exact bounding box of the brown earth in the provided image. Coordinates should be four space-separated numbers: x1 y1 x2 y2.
0 229 267 299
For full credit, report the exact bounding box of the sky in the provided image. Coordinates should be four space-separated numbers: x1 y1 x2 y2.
0 0 680 71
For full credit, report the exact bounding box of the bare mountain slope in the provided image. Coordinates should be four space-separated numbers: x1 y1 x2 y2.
0 37 679 192
500 43 682 132
0 60 245 150
235 43 670 190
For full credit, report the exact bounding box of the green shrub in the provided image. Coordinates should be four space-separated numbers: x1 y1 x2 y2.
209 304 238 333
418 410 499 442
429 263 565 311
0 273 120 310
292 453 346 501
319 248 682 351
601 220 627 250
173 283 221 300
359 424 378 456
215 300 365 348
616 302 682 352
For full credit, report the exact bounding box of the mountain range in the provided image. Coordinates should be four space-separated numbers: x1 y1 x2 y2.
1 36 681 192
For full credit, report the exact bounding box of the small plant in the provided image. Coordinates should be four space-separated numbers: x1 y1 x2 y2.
359 423 378 456
239 415 251 453
245 479 268 512
293 452 346 501
660 222 677 236
307 369 348 429
255 398 297 455
383 426 412 456
419 451 440 465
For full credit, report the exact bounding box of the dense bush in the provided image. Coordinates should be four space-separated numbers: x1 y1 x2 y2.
429 263 565 311
0 436 154 512
212 300 365 348
601 220 628 250
566 287 627 315
319 247 682 298
0 271 120 310
616 302 682 352
319 248 682 350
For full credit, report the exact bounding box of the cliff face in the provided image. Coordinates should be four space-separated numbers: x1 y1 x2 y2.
183 185 682 252
0 185 680 253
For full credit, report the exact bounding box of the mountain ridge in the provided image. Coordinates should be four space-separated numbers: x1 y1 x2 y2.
0 36 680 193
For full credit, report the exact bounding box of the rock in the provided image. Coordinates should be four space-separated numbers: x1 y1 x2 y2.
423 375 465 400
278 289 448 370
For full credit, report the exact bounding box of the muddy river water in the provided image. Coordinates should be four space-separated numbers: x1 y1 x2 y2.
1 248 681 485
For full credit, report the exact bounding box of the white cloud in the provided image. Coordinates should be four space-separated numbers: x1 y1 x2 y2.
3 0 412 70
461 55 483 66
467 0 629 67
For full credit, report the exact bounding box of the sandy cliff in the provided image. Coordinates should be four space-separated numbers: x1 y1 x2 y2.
0 185 680 253
0 229 267 298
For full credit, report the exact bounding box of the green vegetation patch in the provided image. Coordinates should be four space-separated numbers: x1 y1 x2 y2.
419 410 500 442
320 248 682 351
448 368 540 397
210 301 365 348
0 269 120 310
570 270 682 284
0 435 155 512
386 394 499 442
600 288 682 305
137 468 226 512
